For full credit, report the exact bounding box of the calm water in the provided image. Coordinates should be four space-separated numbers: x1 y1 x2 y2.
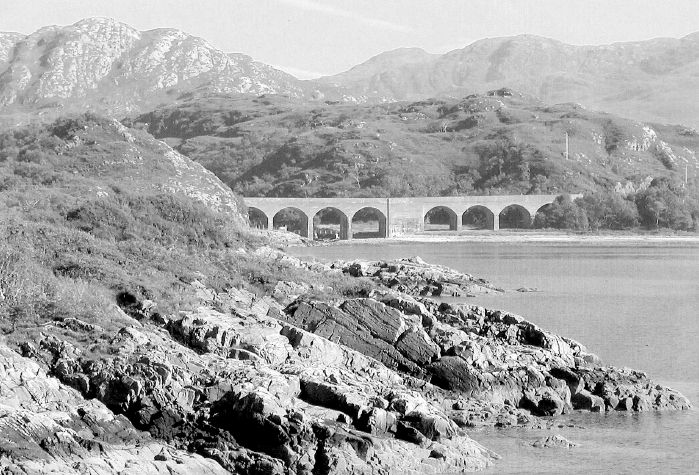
289 240 699 474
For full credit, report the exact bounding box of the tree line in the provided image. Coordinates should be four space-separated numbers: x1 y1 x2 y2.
536 178 699 231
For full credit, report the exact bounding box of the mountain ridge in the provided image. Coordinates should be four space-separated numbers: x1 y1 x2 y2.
321 32 699 127
0 18 698 128
0 18 314 114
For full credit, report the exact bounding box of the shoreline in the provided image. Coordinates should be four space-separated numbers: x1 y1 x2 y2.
298 230 699 246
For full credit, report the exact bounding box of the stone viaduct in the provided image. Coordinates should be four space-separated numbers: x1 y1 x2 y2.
244 194 580 240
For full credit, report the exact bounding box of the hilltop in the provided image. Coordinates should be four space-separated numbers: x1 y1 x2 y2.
128 90 699 200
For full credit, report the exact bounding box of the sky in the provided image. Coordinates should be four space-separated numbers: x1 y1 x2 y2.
1 0 698 79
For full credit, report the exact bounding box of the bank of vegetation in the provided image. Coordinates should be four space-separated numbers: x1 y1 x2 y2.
0 114 371 347
537 179 699 231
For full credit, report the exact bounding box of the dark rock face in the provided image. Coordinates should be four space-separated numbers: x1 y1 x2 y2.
283 299 439 376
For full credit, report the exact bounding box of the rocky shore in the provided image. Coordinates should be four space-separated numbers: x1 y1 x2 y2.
0 248 690 474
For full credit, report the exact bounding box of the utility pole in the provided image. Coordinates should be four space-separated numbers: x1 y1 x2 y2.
565 132 569 160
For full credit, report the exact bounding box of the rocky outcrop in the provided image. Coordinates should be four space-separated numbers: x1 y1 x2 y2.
280 288 689 418
0 32 23 68
334 256 501 297
532 434 579 449
17 283 498 474
1 252 690 473
282 298 439 376
0 346 229 474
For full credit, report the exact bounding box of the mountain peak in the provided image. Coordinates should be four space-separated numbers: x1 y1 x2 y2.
350 47 436 68
318 47 437 85
0 17 310 113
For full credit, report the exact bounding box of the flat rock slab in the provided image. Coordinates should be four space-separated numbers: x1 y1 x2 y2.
532 434 579 448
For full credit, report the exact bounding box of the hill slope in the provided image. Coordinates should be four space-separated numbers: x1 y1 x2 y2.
129 90 699 199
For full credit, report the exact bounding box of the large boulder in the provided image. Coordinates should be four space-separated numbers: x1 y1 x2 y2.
283 299 439 375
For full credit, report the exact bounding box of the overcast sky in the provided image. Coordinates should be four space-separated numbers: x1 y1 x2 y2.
2 0 698 79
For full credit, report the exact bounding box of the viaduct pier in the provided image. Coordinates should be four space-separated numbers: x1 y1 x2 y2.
244 194 580 240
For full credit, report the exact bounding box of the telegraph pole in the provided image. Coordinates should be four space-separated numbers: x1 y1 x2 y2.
565 132 569 160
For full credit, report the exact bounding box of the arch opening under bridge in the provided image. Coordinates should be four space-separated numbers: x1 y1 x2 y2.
248 207 268 230
351 207 387 239
313 207 349 240
273 207 309 237
424 206 458 231
533 203 553 228
499 204 532 229
462 205 495 230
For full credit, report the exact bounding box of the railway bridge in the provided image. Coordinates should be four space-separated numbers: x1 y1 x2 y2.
244 194 580 240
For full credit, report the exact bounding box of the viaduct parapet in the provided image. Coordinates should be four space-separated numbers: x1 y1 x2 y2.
244 194 580 240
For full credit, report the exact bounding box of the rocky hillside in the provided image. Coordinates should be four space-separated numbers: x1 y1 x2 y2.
0 112 245 218
0 18 316 115
129 90 699 199
319 33 699 129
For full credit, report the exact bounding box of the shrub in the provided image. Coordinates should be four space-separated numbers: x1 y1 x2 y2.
0 246 60 332
602 120 625 155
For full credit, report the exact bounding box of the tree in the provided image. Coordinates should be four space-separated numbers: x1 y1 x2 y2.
577 192 638 230
534 195 587 230
634 181 696 230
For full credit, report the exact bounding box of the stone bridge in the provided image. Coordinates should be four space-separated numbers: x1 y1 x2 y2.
244 194 580 240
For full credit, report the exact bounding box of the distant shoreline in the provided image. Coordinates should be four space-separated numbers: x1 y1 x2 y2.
300 230 699 246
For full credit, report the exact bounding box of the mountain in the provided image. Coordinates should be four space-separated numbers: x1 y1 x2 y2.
0 18 315 114
129 90 699 201
319 33 699 128
1 19 698 129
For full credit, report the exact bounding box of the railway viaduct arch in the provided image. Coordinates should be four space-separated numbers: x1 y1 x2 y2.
244 194 581 240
